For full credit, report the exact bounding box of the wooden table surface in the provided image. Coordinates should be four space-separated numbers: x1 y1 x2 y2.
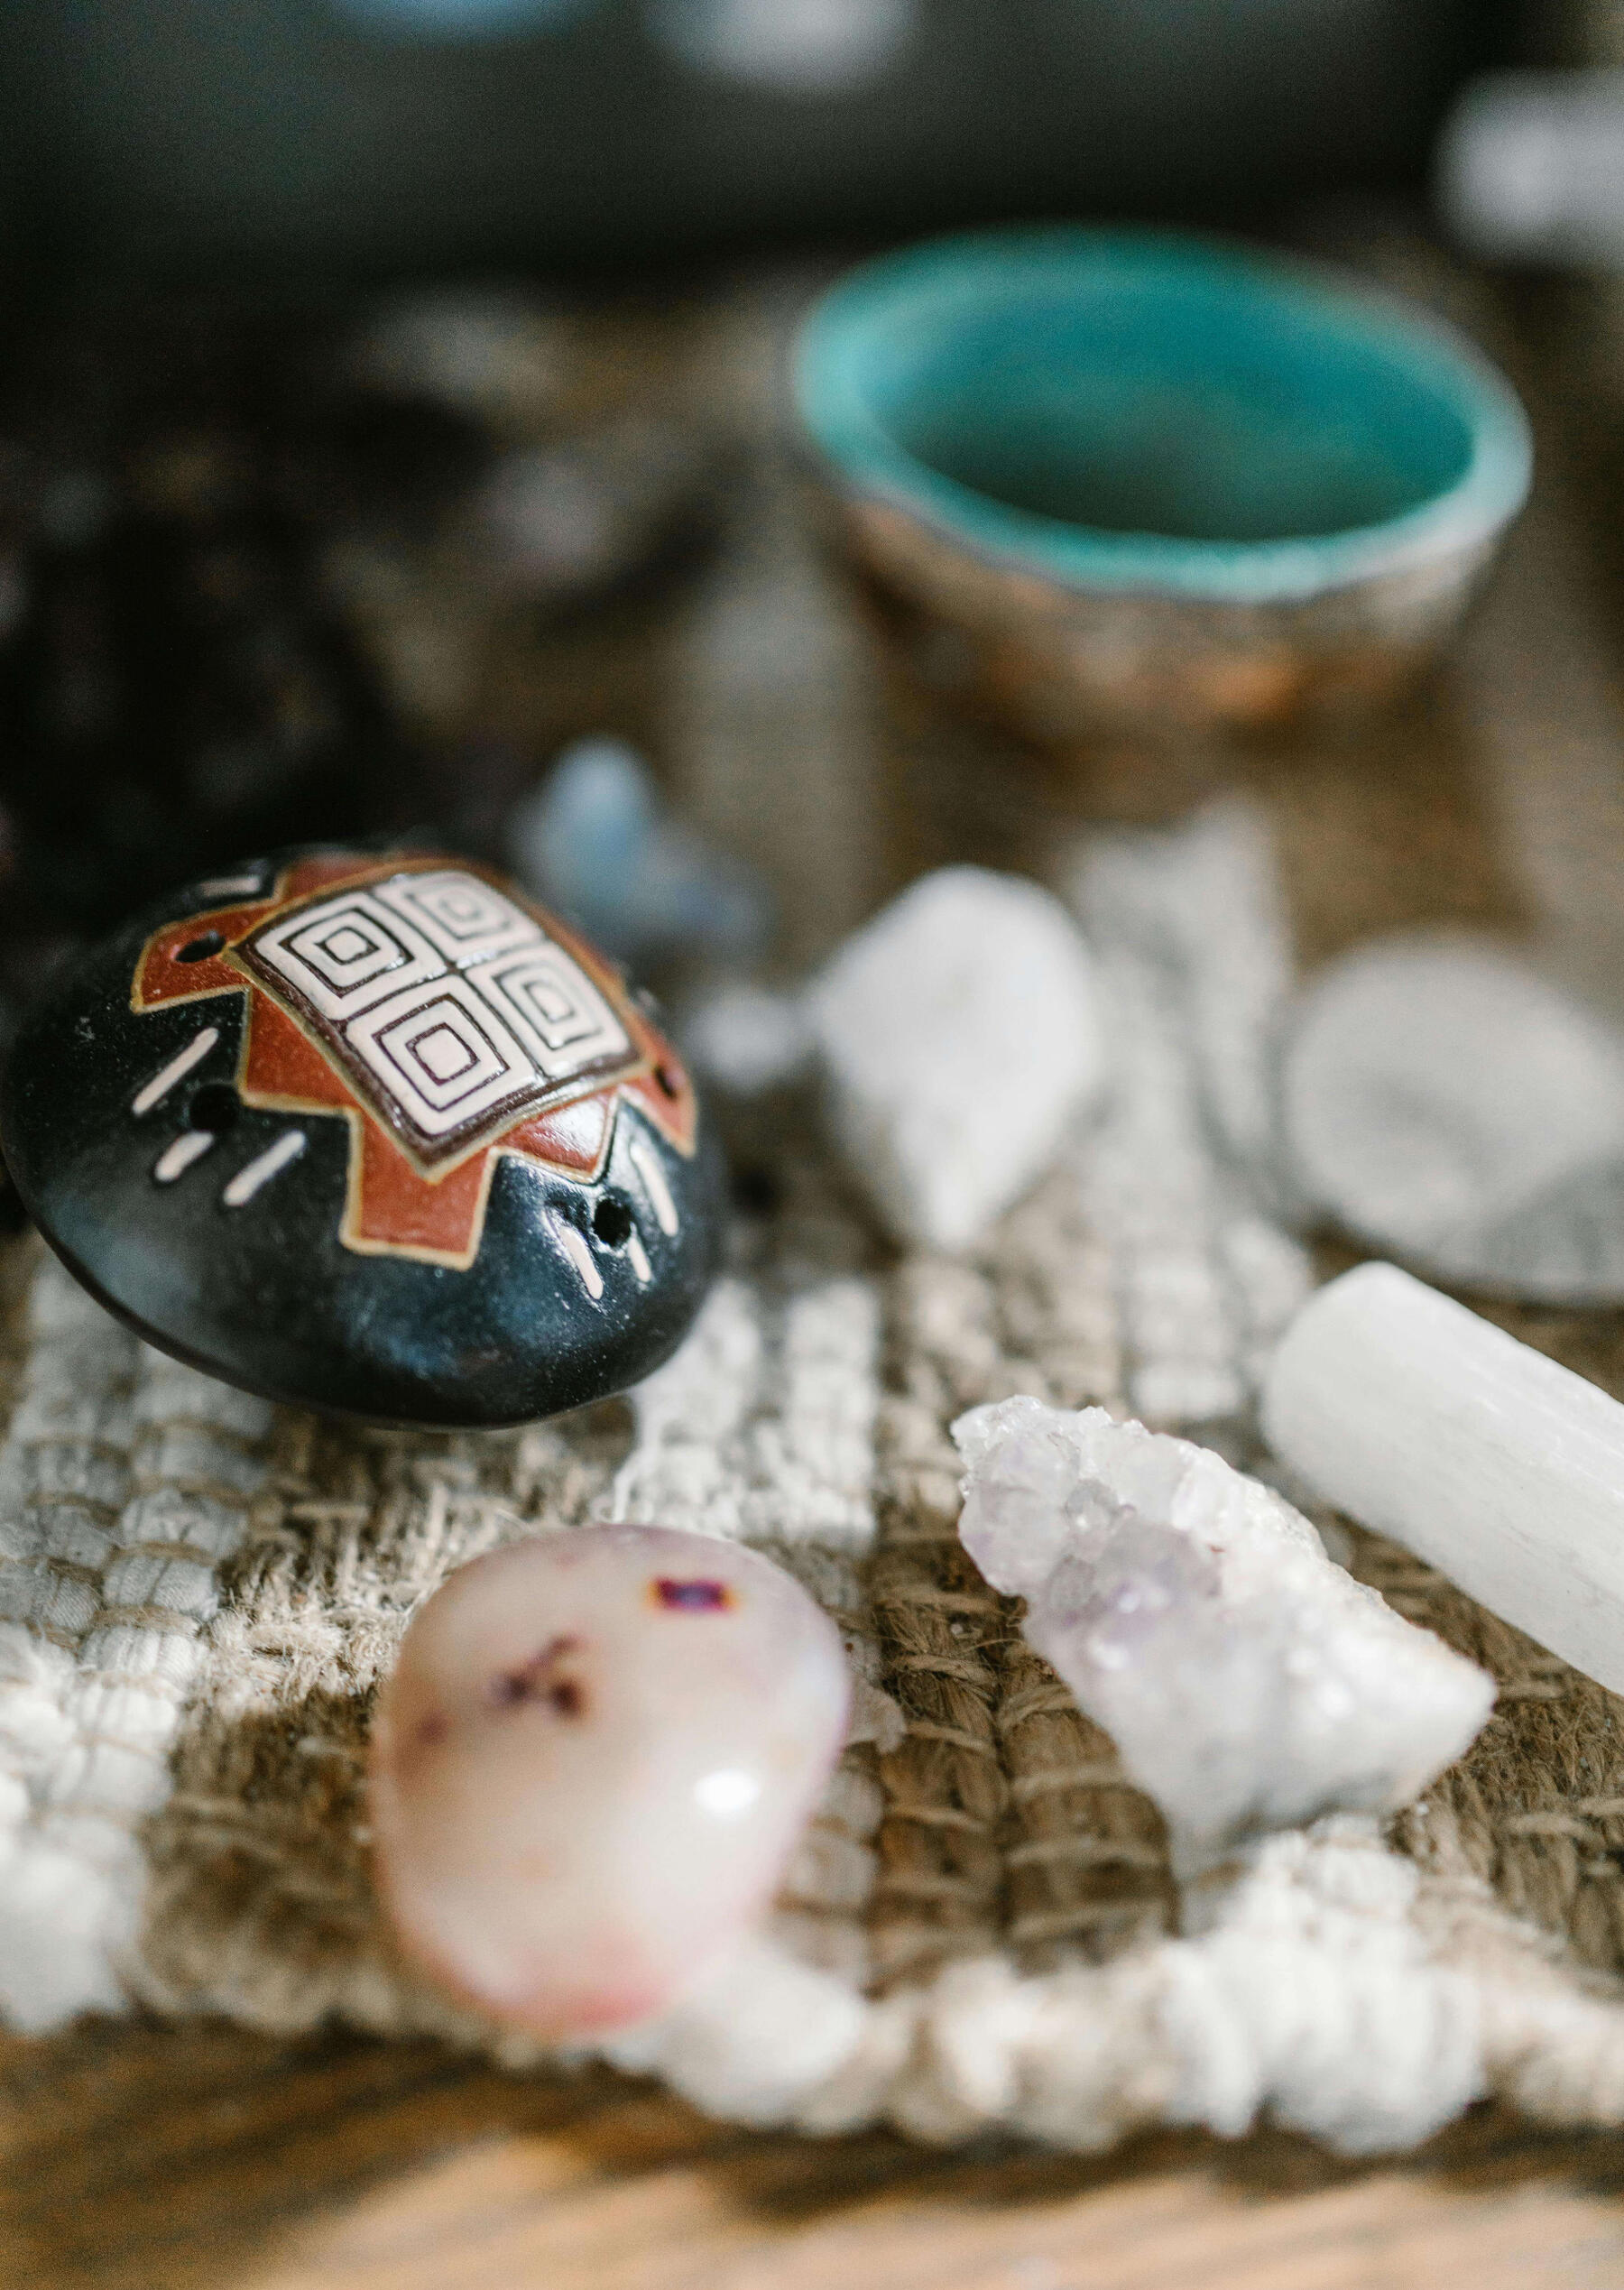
9 244 1624 2290
9 2014 1624 2290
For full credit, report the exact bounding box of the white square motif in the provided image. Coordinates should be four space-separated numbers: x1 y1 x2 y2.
247 891 442 1020
374 871 538 966
468 947 632 1080
416 1023 480 1085
346 978 534 1138
240 865 641 1160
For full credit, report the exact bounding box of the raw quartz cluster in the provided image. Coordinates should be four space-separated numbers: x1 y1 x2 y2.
806 867 1104 1252
954 1397 1494 1879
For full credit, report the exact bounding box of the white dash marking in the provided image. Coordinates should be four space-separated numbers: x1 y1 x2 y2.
153 1130 215 1184
628 1133 679 1236
198 873 264 897
223 1130 307 1208
625 1228 652 1285
132 1026 220 1117
551 1214 605 1300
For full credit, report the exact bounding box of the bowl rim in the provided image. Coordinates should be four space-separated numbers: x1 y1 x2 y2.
792 225 1533 605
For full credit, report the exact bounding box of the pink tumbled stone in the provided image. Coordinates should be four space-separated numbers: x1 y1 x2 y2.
369 1525 850 2038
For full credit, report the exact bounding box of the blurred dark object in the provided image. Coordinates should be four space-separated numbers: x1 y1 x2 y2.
466 416 728 617
0 1149 28 1236
332 289 732 615
0 0 1520 282
341 288 573 432
0 304 428 943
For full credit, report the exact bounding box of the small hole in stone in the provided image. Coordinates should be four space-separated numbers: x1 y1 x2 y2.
414 1712 448 1751
731 1165 780 1216
592 1195 633 1248
176 930 226 964
187 1081 239 1136
654 1062 681 1099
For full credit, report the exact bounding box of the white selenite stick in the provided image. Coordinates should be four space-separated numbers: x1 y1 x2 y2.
1262 1260 1624 1695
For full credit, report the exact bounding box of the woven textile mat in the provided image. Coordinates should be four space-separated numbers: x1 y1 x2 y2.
8 266 1624 2152
5 771 1624 2153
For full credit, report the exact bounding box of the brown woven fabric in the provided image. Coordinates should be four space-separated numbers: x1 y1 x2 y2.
138 1405 631 2025
868 1163 1174 1993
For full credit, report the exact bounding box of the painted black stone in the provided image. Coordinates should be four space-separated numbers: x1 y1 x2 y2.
0 847 725 1428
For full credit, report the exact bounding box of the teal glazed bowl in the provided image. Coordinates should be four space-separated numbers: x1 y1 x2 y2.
794 229 1532 743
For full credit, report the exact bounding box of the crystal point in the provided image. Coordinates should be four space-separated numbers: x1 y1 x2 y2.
1265 1261 1624 1701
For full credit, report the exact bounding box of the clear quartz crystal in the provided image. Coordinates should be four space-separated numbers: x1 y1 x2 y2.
955 1397 1494 1879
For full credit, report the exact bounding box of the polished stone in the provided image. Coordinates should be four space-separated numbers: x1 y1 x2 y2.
0 848 724 1427
369 1526 850 2038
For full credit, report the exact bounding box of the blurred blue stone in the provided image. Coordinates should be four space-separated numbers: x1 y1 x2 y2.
507 737 769 968
327 0 598 40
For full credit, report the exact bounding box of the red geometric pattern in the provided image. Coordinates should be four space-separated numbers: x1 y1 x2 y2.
131 853 697 1270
